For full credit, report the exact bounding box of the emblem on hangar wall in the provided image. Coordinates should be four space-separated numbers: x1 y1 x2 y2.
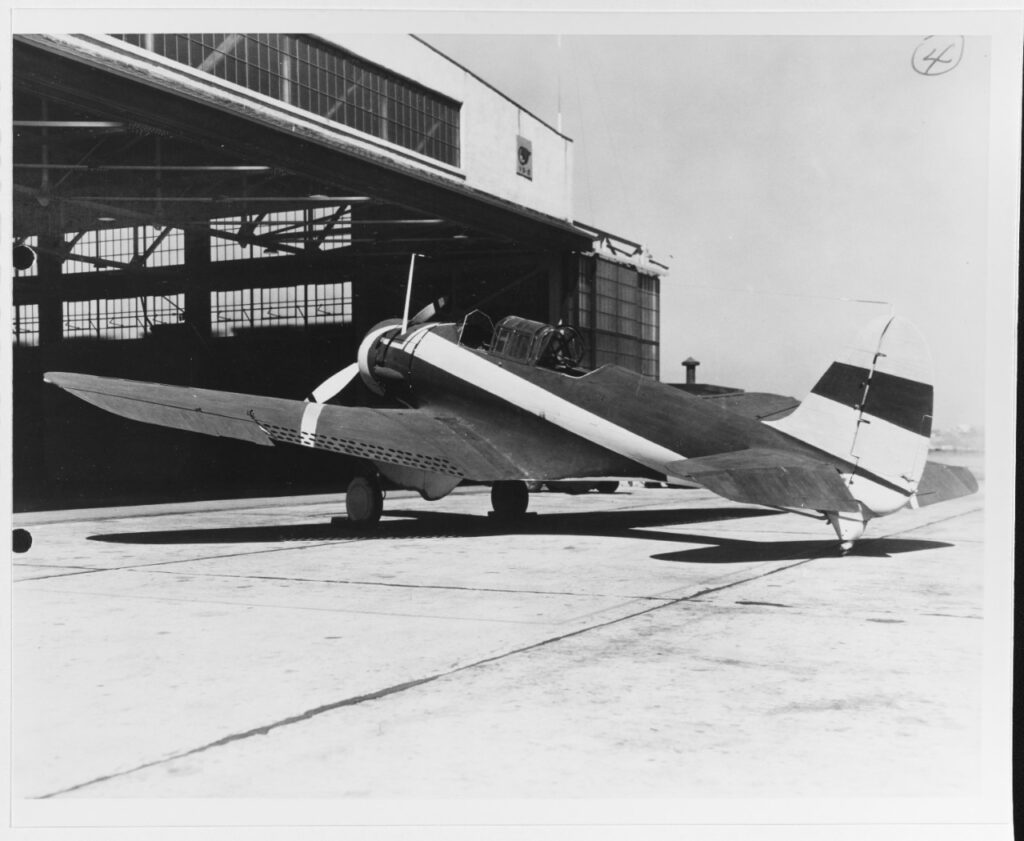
516 135 533 179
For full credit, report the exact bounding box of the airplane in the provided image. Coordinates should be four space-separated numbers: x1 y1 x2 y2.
44 301 978 552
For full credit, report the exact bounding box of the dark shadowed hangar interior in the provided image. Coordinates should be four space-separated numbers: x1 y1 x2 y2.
11 33 667 510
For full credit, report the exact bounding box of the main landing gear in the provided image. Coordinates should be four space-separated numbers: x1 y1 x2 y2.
340 475 531 531
345 474 384 529
490 480 530 519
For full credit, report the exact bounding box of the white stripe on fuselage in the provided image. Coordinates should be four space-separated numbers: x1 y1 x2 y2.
413 330 686 475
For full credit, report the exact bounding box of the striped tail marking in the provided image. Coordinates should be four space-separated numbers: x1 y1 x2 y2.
765 316 934 517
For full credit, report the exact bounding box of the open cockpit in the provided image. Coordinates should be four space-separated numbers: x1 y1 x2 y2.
460 314 588 376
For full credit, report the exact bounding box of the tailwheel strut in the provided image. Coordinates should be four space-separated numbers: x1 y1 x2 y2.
490 480 529 518
345 474 384 529
826 509 868 554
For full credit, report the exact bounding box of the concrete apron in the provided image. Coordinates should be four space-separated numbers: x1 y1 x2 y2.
12 484 985 801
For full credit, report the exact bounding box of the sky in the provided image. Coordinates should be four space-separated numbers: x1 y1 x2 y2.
425 33 994 431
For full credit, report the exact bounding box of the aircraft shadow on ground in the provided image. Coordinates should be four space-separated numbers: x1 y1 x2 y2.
649 536 953 564
87 504 952 562
89 505 769 547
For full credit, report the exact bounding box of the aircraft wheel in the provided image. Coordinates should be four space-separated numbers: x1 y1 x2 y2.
491 480 529 517
596 482 619 494
345 475 383 529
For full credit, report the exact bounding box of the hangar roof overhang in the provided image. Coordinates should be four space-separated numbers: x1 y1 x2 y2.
12 34 593 260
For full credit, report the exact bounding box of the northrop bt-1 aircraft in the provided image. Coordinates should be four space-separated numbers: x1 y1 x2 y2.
45 307 977 551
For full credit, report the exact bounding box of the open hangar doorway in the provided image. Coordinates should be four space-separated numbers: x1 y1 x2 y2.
11 35 659 509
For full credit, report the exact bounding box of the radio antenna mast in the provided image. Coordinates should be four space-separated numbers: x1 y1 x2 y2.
401 252 419 333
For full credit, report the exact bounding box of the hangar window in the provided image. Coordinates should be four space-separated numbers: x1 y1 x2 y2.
211 281 352 336
62 226 184 274
574 256 660 379
115 34 461 167
640 275 659 344
13 304 39 347
577 271 592 329
307 282 353 326
61 295 185 341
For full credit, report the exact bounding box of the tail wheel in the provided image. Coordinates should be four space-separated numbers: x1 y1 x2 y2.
346 475 384 529
491 481 529 517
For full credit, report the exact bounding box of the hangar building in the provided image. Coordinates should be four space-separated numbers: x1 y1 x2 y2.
11 33 667 508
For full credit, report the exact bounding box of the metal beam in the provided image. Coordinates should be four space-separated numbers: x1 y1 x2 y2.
68 195 373 203
14 120 125 128
16 163 272 172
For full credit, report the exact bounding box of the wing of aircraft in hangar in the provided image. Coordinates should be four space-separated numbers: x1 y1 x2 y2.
45 309 977 552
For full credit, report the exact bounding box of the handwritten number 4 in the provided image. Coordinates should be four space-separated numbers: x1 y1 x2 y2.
922 45 954 73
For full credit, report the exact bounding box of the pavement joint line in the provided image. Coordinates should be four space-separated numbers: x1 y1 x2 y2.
13 539 365 582
14 568 111 582
15 586 564 625
128 568 679 602
13 562 95 569
712 603 983 622
874 505 984 540
38 533 845 800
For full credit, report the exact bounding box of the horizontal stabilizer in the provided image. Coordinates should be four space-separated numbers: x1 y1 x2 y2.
915 461 980 507
667 448 859 512
700 391 800 420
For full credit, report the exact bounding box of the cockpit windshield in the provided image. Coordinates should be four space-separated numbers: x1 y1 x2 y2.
486 316 587 373
489 316 552 363
456 310 495 350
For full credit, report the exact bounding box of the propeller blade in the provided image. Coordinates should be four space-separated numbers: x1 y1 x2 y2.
410 296 446 325
307 362 359 404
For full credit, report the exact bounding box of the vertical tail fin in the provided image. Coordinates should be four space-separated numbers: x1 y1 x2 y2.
765 316 933 526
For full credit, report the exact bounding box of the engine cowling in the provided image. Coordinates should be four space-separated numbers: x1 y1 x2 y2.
356 319 403 396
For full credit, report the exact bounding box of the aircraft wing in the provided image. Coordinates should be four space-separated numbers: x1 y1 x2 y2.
44 372 527 481
666 448 860 512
